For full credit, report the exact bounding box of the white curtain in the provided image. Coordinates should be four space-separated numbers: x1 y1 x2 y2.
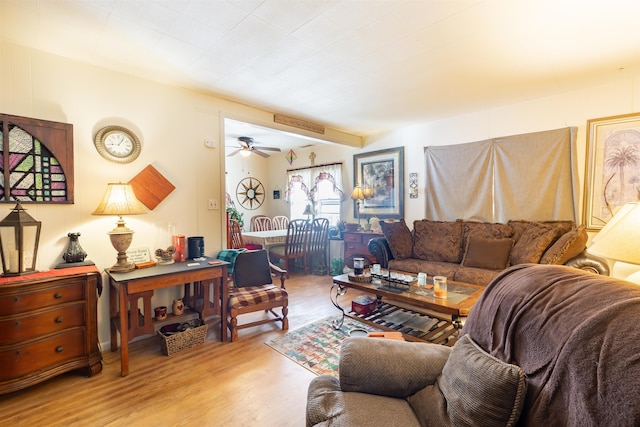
425 127 578 222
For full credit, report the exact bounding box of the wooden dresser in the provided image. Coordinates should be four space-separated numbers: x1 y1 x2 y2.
0 266 102 395
343 231 383 267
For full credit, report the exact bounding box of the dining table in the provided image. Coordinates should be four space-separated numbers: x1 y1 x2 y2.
242 229 289 249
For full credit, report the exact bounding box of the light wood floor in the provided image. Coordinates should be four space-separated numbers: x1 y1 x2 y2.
1 272 351 427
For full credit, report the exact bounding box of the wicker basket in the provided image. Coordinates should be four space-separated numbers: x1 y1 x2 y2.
158 319 207 356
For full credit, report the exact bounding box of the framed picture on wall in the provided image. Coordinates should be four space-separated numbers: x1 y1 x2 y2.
584 112 640 230
353 147 404 219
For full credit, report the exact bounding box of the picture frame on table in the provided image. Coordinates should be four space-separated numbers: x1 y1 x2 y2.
584 112 640 230
353 147 404 219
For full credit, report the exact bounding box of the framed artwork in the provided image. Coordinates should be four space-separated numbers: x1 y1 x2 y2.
584 112 640 230
353 147 404 219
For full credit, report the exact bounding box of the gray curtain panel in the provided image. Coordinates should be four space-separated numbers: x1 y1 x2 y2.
425 127 578 222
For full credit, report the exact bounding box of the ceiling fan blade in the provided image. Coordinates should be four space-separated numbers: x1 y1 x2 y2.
257 146 281 152
254 150 270 158
227 149 242 157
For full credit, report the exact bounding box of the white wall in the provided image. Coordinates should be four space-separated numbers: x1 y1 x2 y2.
365 76 640 230
0 40 361 347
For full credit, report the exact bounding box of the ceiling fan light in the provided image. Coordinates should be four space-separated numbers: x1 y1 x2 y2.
240 149 252 157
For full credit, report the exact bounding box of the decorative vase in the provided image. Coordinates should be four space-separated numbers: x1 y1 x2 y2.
172 298 185 316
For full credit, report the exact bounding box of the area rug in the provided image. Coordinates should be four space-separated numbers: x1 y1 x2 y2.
265 316 382 377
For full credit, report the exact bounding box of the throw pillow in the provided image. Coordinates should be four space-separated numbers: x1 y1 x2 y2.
540 225 588 265
462 237 513 270
407 335 527 427
510 222 562 265
413 220 464 263
380 219 413 259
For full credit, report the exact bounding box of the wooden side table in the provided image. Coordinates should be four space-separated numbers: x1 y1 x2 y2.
343 230 383 267
107 258 228 376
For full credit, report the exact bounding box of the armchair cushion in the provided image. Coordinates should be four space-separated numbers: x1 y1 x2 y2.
380 219 414 259
407 335 527 427
339 337 451 398
228 284 287 309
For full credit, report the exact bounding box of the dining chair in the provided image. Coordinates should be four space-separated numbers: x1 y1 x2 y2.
306 218 330 274
227 249 288 342
272 215 290 230
228 219 244 249
251 215 272 231
268 219 309 278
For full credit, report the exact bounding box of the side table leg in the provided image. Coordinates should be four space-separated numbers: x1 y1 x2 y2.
330 282 348 329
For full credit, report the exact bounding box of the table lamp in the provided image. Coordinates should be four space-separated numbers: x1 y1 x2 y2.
587 202 640 284
351 184 366 227
92 182 147 273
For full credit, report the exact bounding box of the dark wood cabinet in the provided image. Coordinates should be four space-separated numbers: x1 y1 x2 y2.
0 266 102 395
343 231 383 267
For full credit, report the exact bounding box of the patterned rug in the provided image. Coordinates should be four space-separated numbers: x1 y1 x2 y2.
265 316 382 377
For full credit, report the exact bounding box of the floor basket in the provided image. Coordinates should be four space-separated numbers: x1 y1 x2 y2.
158 319 208 356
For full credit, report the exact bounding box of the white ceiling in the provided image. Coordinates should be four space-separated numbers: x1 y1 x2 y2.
2 0 640 137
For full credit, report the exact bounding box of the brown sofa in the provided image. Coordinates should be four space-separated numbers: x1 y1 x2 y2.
306 264 640 426
367 219 608 285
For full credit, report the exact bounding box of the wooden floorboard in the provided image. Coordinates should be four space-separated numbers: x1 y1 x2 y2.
0 272 351 427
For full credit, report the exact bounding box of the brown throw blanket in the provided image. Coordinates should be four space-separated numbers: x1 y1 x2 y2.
462 264 640 426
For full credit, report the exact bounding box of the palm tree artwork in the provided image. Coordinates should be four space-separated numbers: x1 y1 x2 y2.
602 129 640 220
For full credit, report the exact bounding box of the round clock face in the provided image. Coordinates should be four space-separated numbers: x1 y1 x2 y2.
236 177 265 210
94 125 141 163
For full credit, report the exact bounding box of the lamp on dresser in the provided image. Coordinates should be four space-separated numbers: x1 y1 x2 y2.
351 184 372 228
92 182 147 273
588 202 640 284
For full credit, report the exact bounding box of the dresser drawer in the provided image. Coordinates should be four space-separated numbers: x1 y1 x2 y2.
0 329 86 381
343 233 363 244
0 303 86 345
0 282 85 315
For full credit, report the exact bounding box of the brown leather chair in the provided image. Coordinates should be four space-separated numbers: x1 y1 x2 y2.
228 250 288 342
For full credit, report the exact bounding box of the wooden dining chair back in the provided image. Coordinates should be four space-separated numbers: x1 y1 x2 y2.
250 215 272 231
228 219 244 249
268 219 309 278
271 215 290 230
228 250 288 342
306 218 330 274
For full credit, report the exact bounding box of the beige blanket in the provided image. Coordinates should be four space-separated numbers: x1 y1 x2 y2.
462 264 640 426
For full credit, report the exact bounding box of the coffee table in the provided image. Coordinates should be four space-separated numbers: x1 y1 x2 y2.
331 273 484 344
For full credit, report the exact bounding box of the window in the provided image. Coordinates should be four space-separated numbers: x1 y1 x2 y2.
285 163 344 225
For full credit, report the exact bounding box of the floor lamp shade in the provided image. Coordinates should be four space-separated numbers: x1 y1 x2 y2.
92 183 147 273
588 202 640 265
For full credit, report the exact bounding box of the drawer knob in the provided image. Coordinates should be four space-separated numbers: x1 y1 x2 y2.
55 317 64 323
56 346 64 353
55 292 63 299
13 296 19 303
14 320 20 327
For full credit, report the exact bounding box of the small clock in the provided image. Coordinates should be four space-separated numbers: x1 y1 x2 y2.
94 125 141 163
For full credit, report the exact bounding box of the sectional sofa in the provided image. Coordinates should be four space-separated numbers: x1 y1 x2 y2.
367 219 608 285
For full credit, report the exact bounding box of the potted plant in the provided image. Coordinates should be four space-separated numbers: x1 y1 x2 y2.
226 206 244 228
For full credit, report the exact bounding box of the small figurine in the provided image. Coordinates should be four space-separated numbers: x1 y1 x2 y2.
63 232 87 263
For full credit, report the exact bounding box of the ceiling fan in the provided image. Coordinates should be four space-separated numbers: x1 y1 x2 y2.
226 136 281 158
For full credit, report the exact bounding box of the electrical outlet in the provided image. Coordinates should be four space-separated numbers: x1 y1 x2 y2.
208 199 219 210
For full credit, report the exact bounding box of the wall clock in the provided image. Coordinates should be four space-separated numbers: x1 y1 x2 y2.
236 177 265 210
94 125 141 163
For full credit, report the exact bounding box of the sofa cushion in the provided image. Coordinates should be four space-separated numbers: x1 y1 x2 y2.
463 221 513 241
454 267 501 286
380 219 413 259
462 236 513 270
407 335 527 427
413 220 464 263
510 222 562 265
540 225 588 265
